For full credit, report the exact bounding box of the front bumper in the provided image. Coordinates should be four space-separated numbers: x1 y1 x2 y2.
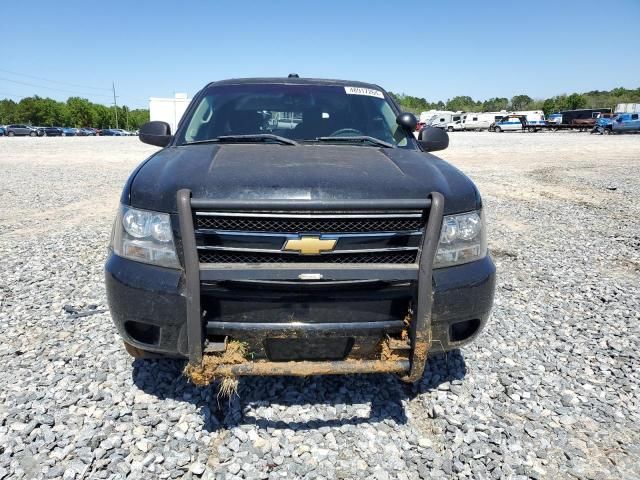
105 251 495 366
106 190 495 382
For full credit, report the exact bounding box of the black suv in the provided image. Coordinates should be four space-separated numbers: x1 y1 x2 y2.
105 77 496 382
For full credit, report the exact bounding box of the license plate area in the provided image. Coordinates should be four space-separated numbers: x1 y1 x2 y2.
265 337 354 361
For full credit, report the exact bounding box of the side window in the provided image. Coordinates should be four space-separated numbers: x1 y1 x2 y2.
377 100 407 147
473 117 478 121
632 114 638 120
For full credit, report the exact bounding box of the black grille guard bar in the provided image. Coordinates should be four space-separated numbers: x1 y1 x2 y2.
177 189 445 382
190 198 431 210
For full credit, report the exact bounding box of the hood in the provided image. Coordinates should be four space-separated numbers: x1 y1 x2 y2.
127 144 480 214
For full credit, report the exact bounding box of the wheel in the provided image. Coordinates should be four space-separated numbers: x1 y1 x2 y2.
603 128 613 135
527 127 535 133
495 126 502 132
123 341 163 359
62 132 66 136
8 131 15 137
447 126 454 132
29 131 36 137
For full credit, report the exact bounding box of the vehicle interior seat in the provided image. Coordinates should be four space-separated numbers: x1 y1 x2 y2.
228 110 263 135
292 107 331 139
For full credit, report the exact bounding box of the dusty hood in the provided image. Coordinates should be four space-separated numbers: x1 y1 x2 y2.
128 144 479 214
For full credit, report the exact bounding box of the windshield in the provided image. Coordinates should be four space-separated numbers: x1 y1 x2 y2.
177 83 410 147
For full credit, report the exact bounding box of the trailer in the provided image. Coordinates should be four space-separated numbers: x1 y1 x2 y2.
615 103 640 114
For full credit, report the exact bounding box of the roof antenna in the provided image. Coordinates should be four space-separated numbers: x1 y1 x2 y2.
288 73 300 78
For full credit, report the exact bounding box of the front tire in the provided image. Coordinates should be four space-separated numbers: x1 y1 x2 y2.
495 126 502 133
603 128 613 135
447 126 454 132
8 131 15 137
29 131 36 137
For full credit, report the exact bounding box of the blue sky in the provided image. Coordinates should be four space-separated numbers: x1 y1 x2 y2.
2 0 639 108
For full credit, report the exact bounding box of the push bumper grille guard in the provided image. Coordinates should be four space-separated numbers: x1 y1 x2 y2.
177 190 445 383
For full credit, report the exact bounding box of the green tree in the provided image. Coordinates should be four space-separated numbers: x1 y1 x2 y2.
482 97 509 111
542 98 558 115
510 94 533 110
93 104 112 128
0 99 18 124
67 97 95 127
446 96 478 112
565 93 587 110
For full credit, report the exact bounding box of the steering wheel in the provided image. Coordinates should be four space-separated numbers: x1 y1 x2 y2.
329 128 364 137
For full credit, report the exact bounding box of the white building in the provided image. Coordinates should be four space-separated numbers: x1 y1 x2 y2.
149 93 192 133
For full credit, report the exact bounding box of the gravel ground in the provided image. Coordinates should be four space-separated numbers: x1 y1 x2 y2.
1 133 639 479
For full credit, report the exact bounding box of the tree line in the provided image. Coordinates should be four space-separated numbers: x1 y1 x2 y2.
0 96 149 129
389 86 640 115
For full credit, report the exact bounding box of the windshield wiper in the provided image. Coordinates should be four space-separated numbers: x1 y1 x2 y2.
183 134 298 146
312 136 394 148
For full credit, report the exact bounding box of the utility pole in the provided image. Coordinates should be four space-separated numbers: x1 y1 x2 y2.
112 81 119 129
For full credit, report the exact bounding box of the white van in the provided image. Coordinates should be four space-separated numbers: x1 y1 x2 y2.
462 112 507 131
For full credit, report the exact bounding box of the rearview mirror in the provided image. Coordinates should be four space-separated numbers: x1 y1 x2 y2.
139 121 173 147
396 112 418 132
418 126 449 152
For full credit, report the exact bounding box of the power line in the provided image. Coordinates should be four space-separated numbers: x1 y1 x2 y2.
0 67 111 91
0 92 25 99
0 76 114 98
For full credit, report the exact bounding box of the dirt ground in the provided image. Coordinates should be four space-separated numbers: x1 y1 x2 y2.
1 132 639 478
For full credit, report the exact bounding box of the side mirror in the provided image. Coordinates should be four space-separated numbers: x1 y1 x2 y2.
418 126 449 152
396 112 418 132
139 121 173 147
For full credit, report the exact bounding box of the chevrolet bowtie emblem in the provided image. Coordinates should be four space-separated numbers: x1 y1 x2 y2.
283 236 337 255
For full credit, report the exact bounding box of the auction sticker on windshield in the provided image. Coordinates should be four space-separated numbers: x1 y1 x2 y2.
344 86 384 99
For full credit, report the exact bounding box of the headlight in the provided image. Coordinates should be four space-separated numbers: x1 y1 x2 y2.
434 210 487 268
111 205 180 268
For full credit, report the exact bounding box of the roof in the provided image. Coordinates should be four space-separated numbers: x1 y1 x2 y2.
204 77 384 91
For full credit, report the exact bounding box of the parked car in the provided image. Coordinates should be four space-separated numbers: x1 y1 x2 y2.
101 128 125 136
42 127 64 137
0 126 5 136
77 128 96 136
62 127 78 136
5 124 38 137
105 76 496 384
594 112 640 135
